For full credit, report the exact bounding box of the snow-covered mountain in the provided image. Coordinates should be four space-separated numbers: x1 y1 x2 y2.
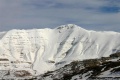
0 24 120 79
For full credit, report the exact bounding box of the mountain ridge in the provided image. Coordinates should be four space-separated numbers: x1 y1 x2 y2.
0 24 120 76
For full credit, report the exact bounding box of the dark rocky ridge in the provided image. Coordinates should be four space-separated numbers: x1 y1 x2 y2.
35 52 120 80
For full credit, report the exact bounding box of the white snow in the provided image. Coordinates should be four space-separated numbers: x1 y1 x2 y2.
0 24 120 74
99 66 120 77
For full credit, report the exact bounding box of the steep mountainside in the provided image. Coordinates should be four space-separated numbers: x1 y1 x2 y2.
0 24 120 79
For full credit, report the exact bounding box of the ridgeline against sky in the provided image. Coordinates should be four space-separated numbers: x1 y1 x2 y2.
0 0 120 32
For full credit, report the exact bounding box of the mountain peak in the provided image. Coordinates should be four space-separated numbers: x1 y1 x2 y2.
56 24 84 30
0 24 120 77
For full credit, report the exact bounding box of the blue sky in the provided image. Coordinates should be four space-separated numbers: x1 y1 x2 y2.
0 0 120 32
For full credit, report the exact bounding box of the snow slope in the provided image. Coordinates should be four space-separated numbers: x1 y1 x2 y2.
0 24 120 74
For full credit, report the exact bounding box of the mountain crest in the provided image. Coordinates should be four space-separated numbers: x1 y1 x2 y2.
56 24 84 30
0 24 120 76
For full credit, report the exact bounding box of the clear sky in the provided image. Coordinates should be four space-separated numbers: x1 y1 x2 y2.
0 0 120 32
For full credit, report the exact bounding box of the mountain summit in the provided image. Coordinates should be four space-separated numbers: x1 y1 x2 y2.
0 24 120 79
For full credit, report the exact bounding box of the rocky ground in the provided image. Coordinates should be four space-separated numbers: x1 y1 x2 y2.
35 52 120 80
0 69 34 79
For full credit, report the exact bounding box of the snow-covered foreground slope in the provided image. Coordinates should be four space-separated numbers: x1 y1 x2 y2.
0 24 120 75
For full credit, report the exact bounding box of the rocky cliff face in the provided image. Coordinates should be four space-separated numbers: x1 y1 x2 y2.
0 24 120 79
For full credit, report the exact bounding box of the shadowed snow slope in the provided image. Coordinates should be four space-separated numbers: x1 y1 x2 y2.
0 24 120 74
